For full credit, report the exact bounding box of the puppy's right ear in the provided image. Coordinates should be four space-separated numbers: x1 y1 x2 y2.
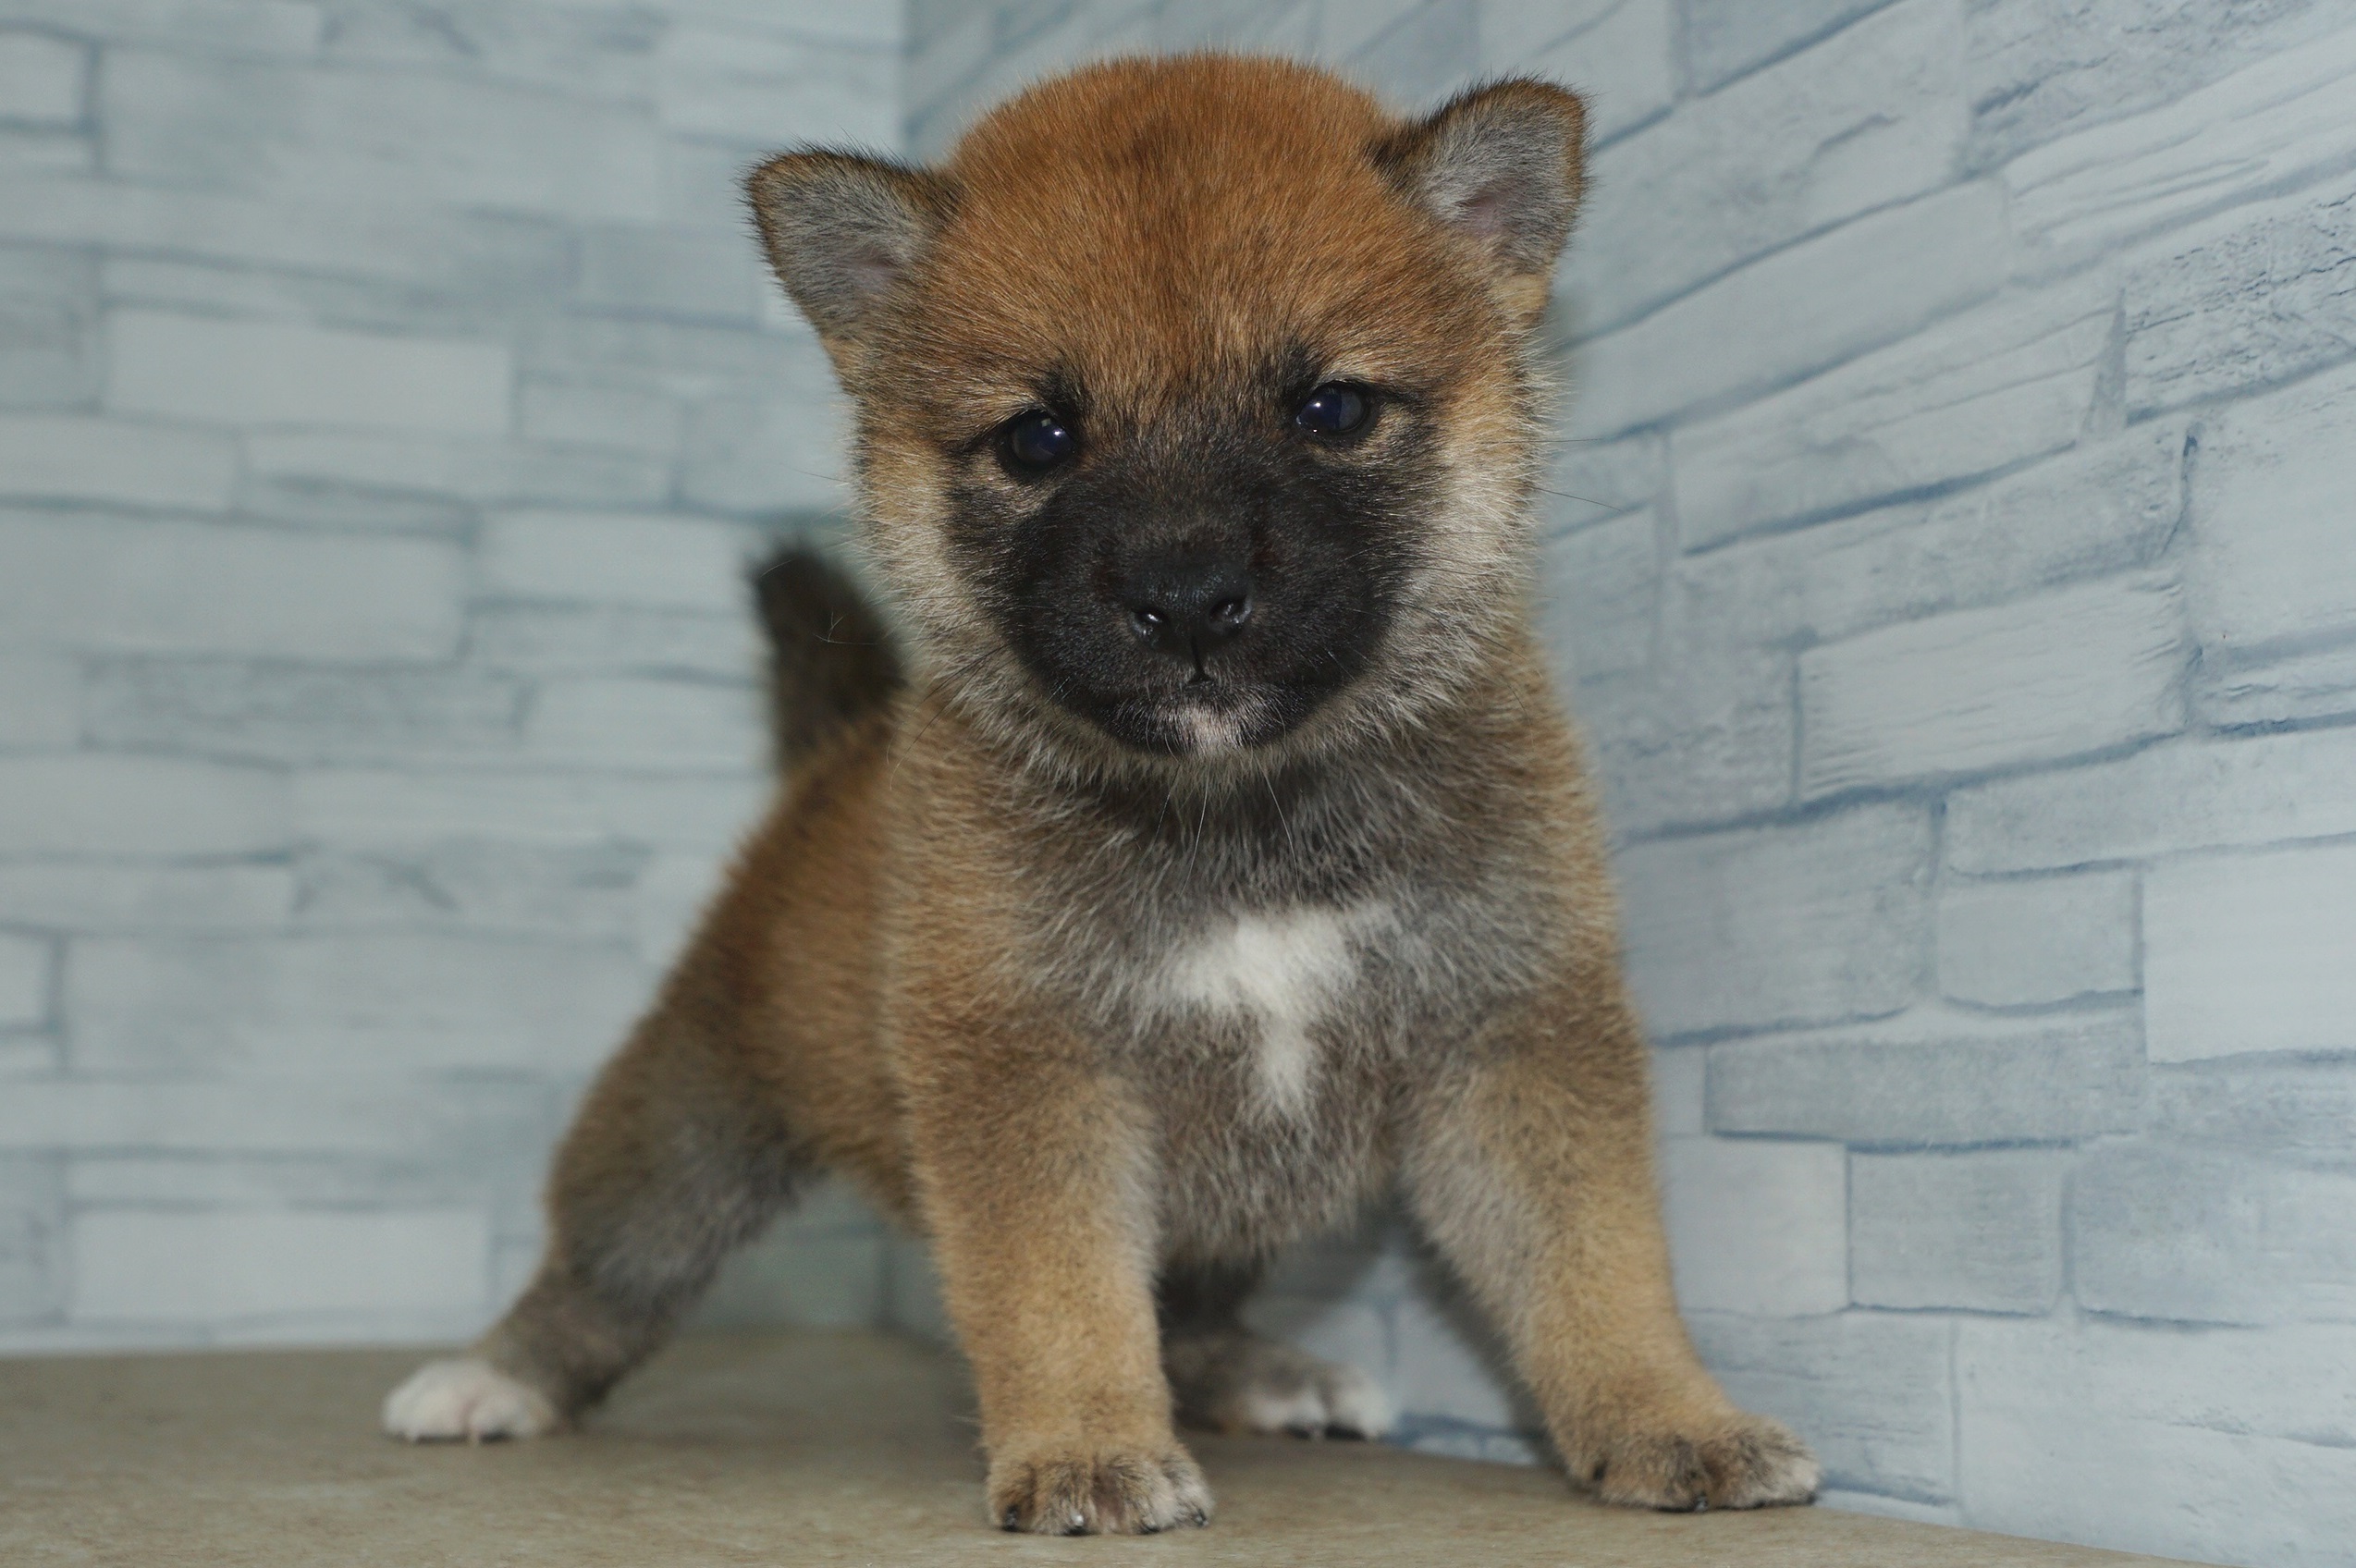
745 151 953 372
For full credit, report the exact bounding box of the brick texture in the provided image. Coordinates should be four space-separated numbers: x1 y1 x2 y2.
1957 1317 2356 1567
1658 1135 1848 1315
1690 1310 1956 1501
1798 576 2187 799
1618 805 1933 1037
0 0 896 1357
1936 870 2138 1008
1708 1008 2148 1146
2071 1142 2356 1325
1849 1150 2064 1313
2145 843 2356 1061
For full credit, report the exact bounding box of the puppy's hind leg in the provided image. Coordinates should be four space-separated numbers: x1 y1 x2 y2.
383 998 804 1441
1158 1262 1393 1440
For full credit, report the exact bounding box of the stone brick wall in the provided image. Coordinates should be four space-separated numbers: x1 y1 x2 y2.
895 6 2355 1565
0 0 901 1350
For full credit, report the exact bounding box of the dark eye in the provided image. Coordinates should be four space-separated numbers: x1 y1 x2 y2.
1295 382 1371 438
1002 409 1076 473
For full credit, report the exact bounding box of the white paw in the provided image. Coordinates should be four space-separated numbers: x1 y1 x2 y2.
1239 1377 1331 1435
381 1357 556 1442
1217 1342 1394 1439
1318 1359 1395 1440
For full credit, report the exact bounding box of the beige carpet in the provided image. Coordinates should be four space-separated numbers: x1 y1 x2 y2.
1 1329 2188 1567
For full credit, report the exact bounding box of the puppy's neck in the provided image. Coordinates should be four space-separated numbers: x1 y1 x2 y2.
912 631 1546 900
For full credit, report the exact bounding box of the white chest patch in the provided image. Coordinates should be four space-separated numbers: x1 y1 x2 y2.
1160 902 1387 1117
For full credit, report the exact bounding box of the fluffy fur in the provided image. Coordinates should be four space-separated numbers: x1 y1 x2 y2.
383 55 1819 1535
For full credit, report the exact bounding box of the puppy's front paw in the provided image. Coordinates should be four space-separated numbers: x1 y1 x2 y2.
1578 1411 1819 1512
988 1443 1214 1535
382 1357 557 1442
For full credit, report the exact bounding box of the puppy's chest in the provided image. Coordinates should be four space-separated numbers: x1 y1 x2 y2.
1145 900 1395 1121
1116 895 1466 1251
1057 865 1535 1250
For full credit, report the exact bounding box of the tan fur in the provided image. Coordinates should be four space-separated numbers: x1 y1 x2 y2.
385 55 1819 1534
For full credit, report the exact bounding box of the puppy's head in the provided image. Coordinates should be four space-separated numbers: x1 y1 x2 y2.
749 56 1584 770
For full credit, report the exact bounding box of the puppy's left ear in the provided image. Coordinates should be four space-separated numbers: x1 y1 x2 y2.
745 149 956 377
1378 80 1587 329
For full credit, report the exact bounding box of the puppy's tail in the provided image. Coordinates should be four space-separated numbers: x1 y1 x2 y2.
749 542 903 769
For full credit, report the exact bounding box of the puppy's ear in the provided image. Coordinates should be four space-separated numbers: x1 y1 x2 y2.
1378 80 1587 328
745 151 954 372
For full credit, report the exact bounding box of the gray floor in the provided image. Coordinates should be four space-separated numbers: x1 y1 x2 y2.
0 1329 2195 1567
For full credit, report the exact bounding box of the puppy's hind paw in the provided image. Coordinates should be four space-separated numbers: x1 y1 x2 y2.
381 1357 557 1443
1233 1348 1394 1440
1169 1330 1395 1440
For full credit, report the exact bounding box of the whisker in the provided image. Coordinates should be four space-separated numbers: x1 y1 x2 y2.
1531 485 1634 515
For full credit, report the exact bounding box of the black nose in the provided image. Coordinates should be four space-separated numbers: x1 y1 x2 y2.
1118 550 1253 666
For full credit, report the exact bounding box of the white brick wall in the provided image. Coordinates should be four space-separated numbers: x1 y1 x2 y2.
1619 804 1933 1036
1587 181 2013 440
1848 1149 2063 1313
71 1207 492 1335
107 312 515 437
0 754 293 858
1575 0 1967 337
1658 1135 1848 1315
1947 725 2356 872
2145 844 2356 1062
0 416 239 508
0 514 466 660
894 6 2356 1562
1691 1309 1956 1504
1671 279 2112 547
1957 1318 2356 1568
0 933 50 1028
2188 363 2356 657
0 0 901 1354
1935 869 2138 1008
0 30 86 124
2071 1143 2356 1327
1798 575 2187 799
477 510 763 607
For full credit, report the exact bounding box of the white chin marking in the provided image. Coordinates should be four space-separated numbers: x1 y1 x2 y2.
381 1357 556 1442
1175 704 1245 753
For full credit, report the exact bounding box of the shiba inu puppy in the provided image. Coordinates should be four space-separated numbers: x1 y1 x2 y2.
383 55 1821 1534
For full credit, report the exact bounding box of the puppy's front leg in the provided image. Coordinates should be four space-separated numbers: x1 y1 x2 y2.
1405 978 1821 1511
899 1011 1209 1536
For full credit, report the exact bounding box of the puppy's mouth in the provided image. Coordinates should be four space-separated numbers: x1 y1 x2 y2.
1093 679 1277 757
